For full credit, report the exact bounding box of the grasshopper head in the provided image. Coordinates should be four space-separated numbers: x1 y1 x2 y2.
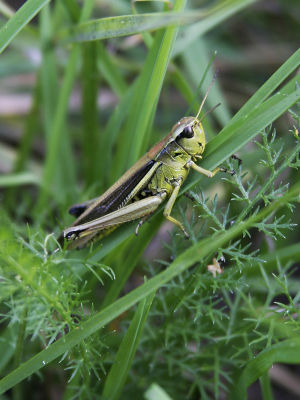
171 117 206 157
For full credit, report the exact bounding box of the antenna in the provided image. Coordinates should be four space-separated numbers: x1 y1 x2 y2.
194 72 218 121
199 102 221 123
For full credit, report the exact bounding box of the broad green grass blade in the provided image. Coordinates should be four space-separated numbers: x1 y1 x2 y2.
0 0 50 54
102 291 156 400
0 181 299 394
62 10 210 43
230 338 300 400
61 0 256 44
206 75 300 161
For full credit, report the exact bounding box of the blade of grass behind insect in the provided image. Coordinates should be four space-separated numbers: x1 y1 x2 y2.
40 5 58 143
36 45 80 214
36 1 94 214
230 338 300 400
184 48 217 115
168 63 216 139
81 41 100 186
12 82 41 173
133 13 218 145
111 0 187 182
170 65 196 107
136 0 250 128
175 48 219 140
183 39 231 128
102 291 156 400
98 83 136 189
134 11 216 137
97 41 127 97
1 181 299 394
0 0 50 54
39 4 76 198
4 79 42 210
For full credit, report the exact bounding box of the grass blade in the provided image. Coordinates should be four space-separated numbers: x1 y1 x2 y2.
231 339 300 399
62 10 213 43
97 41 127 97
81 41 100 186
36 45 80 213
0 0 50 54
102 291 156 400
182 40 231 128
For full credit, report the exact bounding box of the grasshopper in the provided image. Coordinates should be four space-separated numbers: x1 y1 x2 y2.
59 92 232 249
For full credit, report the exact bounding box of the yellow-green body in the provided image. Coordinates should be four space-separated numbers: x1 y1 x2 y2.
147 140 190 196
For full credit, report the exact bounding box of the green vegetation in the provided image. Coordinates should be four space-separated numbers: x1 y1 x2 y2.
0 0 299 399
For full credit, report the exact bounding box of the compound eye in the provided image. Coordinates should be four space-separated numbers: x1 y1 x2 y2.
181 125 194 138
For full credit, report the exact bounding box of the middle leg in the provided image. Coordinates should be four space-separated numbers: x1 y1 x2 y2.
163 179 189 239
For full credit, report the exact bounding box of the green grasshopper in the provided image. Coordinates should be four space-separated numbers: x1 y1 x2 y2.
59 92 232 249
